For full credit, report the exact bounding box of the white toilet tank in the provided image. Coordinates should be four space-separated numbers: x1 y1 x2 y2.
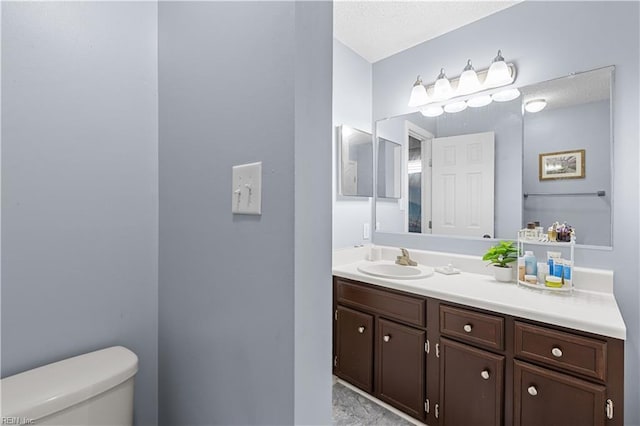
1 346 138 425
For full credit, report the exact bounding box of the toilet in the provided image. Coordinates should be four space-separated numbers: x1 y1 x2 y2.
1 346 138 425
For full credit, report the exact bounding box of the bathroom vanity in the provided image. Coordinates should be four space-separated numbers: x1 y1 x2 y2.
332 247 625 426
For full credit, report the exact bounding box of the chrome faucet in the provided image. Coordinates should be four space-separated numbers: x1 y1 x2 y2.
395 248 417 266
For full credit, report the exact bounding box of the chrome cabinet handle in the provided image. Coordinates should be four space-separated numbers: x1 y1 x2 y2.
383 335 391 342
463 324 472 333
481 370 490 380
551 347 563 358
528 386 538 396
358 326 365 334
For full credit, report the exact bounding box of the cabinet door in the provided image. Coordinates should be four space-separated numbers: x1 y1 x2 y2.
377 318 425 420
514 360 607 426
440 337 505 426
334 305 374 392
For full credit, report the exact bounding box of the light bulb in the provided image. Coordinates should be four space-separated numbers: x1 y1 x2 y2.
432 68 452 101
485 50 513 87
444 101 468 113
525 99 547 113
457 60 481 95
408 75 430 107
492 88 521 102
421 105 444 117
468 94 493 108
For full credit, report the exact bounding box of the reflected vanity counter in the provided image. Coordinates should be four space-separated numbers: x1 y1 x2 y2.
333 245 625 339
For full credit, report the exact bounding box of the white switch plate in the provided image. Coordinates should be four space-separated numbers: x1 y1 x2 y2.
232 161 262 215
363 223 370 239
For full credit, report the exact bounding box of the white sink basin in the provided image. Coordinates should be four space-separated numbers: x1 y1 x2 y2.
357 261 434 280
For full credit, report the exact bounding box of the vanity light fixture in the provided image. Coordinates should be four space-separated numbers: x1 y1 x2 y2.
408 75 430 107
468 94 493 108
525 99 547 113
420 105 444 117
492 88 521 102
406 50 516 109
432 69 453 101
444 100 468 113
485 50 513 87
457 60 482 95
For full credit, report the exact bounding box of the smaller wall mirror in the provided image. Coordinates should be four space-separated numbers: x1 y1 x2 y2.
377 137 402 199
338 125 373 197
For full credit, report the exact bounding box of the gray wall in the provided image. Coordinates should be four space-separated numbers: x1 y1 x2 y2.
523 100 611 246
372 2 639 423
158 2 332 424
293 3 333 422
1 3 159 425
333 39 372 249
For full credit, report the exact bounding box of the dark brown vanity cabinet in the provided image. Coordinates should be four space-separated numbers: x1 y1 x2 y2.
333 278 427 420
440 337 505 426
513 360 607 426
332 276 624 426
438 304 506 426
512 321 622 426
377 318 425 419
334 305 374 393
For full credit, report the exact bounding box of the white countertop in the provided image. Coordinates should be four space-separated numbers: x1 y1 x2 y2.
333 246 626 340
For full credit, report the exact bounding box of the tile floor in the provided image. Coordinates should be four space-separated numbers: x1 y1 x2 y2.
332 382 414 426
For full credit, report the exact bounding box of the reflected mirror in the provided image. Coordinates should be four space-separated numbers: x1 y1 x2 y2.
375 66 613 246
377 137 401 199
338 125 373 197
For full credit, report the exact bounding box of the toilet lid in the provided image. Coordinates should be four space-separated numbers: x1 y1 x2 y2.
0 346 138 419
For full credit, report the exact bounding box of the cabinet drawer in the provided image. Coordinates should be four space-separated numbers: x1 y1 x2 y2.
514 321 607 381
440 305 504 350
335 279 426 327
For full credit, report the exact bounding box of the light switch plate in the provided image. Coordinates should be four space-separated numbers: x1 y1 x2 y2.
232 162 262 215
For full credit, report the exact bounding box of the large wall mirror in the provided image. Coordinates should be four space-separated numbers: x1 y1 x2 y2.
375 66 613 247
338 125 373 197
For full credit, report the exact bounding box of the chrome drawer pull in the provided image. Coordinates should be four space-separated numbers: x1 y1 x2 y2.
463 324 472 333
528 386 538 396
551 347 563 358
358 326 365 334
481 370 490 380
383 335 391 342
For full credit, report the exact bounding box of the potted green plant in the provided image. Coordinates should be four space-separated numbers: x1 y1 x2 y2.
482 241 518 282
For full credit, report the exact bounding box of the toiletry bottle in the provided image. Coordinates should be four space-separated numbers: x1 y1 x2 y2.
553 258 564 278
563 260 573 287
534 221 544 238
547 251 560 275
524 251 537 276
518 257 525 282
537 262 547 284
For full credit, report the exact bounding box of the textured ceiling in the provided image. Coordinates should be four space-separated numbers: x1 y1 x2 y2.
334 1 521 63
521 67 612 111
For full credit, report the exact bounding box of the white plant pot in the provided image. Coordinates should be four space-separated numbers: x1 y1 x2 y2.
493 265 513 282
